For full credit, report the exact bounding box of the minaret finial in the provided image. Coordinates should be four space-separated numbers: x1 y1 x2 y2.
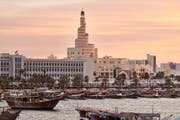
81 8 85 16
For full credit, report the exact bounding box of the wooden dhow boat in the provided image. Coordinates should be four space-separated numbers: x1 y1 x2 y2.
0 106 21 120
4 90 64 110
76 107 161 120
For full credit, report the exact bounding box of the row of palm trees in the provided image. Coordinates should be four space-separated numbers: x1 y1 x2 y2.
58 74 86 89
0 68 175 89
0 73 87 89
0 71 131 90
113 71 174 89
0 75 55 89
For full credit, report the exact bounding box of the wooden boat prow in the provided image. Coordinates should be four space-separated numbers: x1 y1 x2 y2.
0 106 21 120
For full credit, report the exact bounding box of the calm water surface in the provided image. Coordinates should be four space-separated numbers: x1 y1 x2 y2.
0 98 180 120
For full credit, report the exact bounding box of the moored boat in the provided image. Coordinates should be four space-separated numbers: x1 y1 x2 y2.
85 90 106 99
141 92 161 98
76 107 161 120
67 93 86 100
106 93 126 99
85 94 105 99
0 106 21 120
126 93 139 99
6 97 61 110
4 90 64 110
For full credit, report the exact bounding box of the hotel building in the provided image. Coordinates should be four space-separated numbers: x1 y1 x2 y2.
0 52 95 81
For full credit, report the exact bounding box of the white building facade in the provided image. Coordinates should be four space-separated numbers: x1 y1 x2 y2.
0 52 24 78
0 53 95 81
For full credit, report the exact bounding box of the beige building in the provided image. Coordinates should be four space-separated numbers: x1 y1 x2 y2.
95 56 152 79
161 62 180 76
95 56 131 78
67 9 98 60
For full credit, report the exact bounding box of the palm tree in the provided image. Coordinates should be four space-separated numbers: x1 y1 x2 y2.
165 77 174 89
84 75 89 87
42 69 46 77
132 71 139 89
28 78 34 88
7 77 14 88
144 72 150 87
20 78 27 89
46 76 55 88
0 77 9 89
72 75 83 88
132 71 137 79
170 74 174 81
8 76 14 81
93 71 97 81
144 72 150 80
156 72 165 79
59 75 70 89
40 69 55 88
84 76 89 83
101 78 109 88
94 76 99 82
0 77 4 89
115 73 126 88
30 74 41 88
121 73 126 87
16 69 25 89
19 69 25 79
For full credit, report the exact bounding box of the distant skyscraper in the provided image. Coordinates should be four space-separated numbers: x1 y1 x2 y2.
147 54 156 73
67 9 98 59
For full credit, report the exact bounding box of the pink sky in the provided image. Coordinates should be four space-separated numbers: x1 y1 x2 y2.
0 0 180 64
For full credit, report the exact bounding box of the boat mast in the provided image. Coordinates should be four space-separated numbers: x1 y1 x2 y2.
152 105 154 114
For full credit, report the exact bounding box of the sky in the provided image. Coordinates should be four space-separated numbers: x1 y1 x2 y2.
0 0 180 65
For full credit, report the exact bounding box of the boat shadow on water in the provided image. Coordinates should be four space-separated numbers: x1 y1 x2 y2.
18 109 61 112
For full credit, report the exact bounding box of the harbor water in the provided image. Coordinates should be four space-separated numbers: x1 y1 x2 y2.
1 98 180 120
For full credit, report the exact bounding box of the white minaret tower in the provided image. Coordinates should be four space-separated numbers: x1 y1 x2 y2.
75 9 89 48
67 9 98 60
